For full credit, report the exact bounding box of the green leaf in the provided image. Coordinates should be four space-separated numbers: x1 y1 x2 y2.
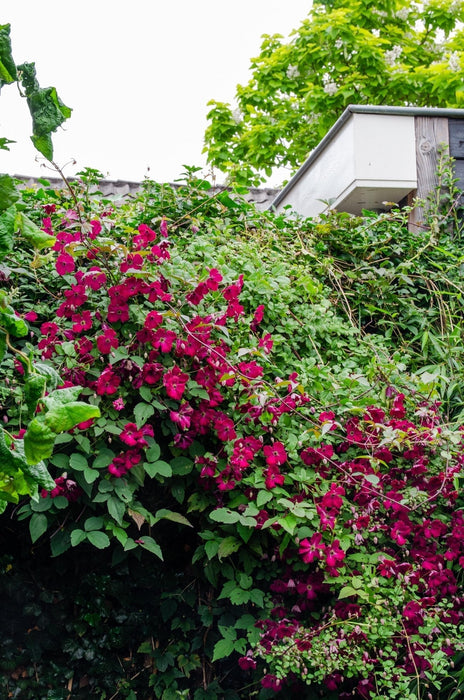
18 62 72 160
338 586 359 600
145 442 161 462
236 522 254 544
29 512 47 543
0 174 19 213
0 429 30 476
98 480 114 493
24 374 47 415
205 540 219 560
93 448 115 469
209 508 240 524
139 536 163 559
50 529 70 557
187 492 210 513
0 25 18 87
229 588 251 605
144 460 172 478
170 456 193 475
0 433 55 490
41 385 83 410
0 137 15 151
70 529 87 546
212 637 235 662
107 496 125 524
256 490 273 507
133 401 155 428
33 362 61 391
139 385 153 402
0 307 28 338
24 400 100 464
111 526 128 547
249 588 264 607
0 205 16 260
74 434 91 454
235 614 256 629
83 466 99 484
20 457 56 490
155 508 192 527
17 211 56 249
69 453 88 471
87 530 110 549
53 496 68 510
84 516 104 531
278 513 298 535
217 536 241 559
53 433 73 445
238 573 253 590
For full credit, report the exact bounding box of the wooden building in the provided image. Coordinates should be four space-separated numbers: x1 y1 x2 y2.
272 105 464 230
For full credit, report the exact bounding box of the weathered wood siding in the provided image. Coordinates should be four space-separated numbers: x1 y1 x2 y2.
408 117 449 232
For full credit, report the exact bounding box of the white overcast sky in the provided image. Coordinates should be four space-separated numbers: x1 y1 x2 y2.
1 1 310 185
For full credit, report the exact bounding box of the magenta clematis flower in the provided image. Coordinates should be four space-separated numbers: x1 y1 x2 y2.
107 302 130 324
96 367 121 395
213 413 237 441
250 304 265 331
89 220 102 239
261 674 284 691
144 310 163 329
325 539 346 567
206 267 222 290
299 532 326 564
97 328 119 354
238 653 256 670
263 442 287 467
163 365 189 400
55 253 75 275
120 422 154 448
72 310 93 334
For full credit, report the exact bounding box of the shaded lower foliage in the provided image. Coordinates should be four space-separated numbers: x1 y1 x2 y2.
0 515 251 699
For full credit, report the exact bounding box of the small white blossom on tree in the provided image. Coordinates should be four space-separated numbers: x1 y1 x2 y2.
205 0 464 185
286 64 300 78
384 45 403 66
448 51 461 71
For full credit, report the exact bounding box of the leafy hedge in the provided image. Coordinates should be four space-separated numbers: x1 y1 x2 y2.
0 166 463 700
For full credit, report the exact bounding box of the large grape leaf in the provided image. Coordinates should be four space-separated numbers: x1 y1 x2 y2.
0 428 29 476
16 211 56 250
0 24 17 88
17 62 72 161
13 439 55 490
24 387 100 464
0 300 28 337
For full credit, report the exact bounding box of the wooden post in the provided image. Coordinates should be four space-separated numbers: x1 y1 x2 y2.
408 117 449 233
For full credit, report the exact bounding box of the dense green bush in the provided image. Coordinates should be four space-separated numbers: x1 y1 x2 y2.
0 168 463 700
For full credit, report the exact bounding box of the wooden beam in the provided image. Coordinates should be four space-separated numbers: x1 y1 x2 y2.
408 117 449 233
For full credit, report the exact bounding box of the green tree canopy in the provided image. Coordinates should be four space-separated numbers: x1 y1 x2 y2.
204 0 464 185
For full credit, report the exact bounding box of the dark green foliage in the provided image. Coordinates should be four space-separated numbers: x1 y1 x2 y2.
18 62 72 160
0 23 17 87
0 163 463 698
